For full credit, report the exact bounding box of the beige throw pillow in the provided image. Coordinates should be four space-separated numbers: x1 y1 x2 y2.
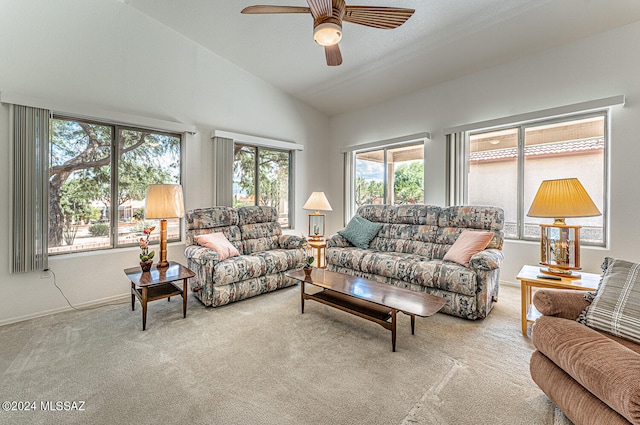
195 232 240 261
443 230 494 267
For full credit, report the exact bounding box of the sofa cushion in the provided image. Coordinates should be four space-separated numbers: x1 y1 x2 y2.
443 230 494 267
326 247 371 271
532 315 640 424
195 232 240 261
185 206 241 247
578 257 640 344
369 223 437 257
359 251 430 282
428 261 478 297
241 222 281 254
212 255 266 286
253 249 305 275
338 215 383 249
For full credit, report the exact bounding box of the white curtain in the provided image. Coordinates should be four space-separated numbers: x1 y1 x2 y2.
445 131 467 207
10 105 50 273
213 136 234 206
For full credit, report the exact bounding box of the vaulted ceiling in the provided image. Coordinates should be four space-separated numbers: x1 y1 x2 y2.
124 0 640 116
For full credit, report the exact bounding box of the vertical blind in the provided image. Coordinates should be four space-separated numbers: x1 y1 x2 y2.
11 105 50 273
214 136 234 207
445 132 466 207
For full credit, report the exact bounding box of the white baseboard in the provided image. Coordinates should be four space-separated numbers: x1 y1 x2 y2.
0 293 130 327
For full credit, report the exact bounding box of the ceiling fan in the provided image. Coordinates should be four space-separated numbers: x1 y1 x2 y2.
241 0 415 66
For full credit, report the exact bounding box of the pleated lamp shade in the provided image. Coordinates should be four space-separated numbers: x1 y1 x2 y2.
303 192 333 213
527 178 600 222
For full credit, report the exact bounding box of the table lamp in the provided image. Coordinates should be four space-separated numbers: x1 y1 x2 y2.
145 184 185 268
303 192 332 241
527 178 601 278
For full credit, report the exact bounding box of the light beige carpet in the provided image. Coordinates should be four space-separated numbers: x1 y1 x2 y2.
0 283 571 425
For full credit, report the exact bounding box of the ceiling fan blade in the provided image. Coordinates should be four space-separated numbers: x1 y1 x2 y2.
325 44 342 66
343 6 415 29
306 0 333 19
241 5 311 14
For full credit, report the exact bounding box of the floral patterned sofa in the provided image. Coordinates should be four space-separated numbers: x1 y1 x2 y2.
184 206 305 307
326 205 505 319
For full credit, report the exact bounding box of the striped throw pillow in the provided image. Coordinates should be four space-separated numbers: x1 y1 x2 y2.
578 257 640 344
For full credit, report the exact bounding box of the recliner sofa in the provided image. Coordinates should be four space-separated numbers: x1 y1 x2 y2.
184 206 305 307
326 204 505 319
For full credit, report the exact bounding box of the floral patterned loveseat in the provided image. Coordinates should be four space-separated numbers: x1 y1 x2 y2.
184 206 305 307
326 205 505 319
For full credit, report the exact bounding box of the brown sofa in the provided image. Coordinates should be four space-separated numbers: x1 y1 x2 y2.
530 289 640 425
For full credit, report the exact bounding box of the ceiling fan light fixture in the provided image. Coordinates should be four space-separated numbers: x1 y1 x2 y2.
313 22 342 46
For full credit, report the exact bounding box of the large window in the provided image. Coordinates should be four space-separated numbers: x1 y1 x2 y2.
467 113 606 245
49 117 182 254
232 144 292 227
354 142 424 207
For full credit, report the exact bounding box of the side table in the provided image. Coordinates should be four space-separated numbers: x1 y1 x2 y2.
307 239 327 268
124 261 195 330
516 265 600 336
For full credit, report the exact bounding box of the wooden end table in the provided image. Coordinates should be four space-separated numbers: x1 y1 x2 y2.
516 265 600 336
307 239 327 268
124 261 195 330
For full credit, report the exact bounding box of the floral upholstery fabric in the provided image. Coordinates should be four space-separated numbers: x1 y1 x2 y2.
193 272 296 307
185 205 305 307
326 204 504 319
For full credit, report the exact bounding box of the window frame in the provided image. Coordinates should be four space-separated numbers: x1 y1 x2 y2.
49 114 184 255
465 110 608 247
349 140 425 211
232 142 294 229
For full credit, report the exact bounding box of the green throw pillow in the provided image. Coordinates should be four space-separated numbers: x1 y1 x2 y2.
577 257 640 344
338 215 383 249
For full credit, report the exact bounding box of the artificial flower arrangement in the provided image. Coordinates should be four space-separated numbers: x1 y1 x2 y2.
139 226 156 262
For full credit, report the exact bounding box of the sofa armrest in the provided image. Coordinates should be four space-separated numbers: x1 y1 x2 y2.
279 234 305 249
533 289 592 320
469 249 504 271
326 233 352 248
532 316 640 424
184 245 220 265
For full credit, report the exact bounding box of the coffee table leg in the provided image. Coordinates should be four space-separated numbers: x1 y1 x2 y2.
142 286 148 331
411 314 415 335
131 282 135 311
301 280 305 314
182 278 187 318
391 309 397 352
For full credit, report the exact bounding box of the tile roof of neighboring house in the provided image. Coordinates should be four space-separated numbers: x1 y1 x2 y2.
470 139 604 162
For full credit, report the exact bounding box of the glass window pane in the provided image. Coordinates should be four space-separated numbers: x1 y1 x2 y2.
468 128 519 238
49 119 113 254
117 129 181 246
258 148 290 227
355 150 385 207
233 145 256 208
524 116 605 243
389 144 424 205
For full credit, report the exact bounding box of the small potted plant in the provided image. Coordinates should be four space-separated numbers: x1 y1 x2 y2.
139 226 156 272
303 254 314 277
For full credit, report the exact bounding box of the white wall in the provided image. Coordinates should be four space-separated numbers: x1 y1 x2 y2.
329 21 640 284
0 0 330 324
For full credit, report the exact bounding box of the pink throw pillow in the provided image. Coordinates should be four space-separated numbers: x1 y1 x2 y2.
443 230 494 267
195 232 240 261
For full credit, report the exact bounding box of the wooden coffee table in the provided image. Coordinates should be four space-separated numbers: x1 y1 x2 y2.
286 269 446 351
